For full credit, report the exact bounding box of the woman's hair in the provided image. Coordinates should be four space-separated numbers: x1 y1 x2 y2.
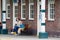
18 18 20 20
16 18 20 21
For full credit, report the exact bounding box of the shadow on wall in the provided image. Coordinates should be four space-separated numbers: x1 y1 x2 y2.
20 24 37 35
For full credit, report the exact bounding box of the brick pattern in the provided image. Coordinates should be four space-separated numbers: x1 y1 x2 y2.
46 0 60 37
2 0 60 36
6 0 37 35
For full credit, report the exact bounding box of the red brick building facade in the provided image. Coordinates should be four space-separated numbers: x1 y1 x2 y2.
0 0 60 37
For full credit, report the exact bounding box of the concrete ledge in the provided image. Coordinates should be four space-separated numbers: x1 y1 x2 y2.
1 29 8 34
39 32 48 38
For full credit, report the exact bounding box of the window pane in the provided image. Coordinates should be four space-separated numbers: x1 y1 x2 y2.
30 13 34 18
22 0 25 3
15 9 18 13
30 10 34 13
15 6 17 17
15 13 18 17
15 6 18 9
22 13 25 18
8 14 10 17
30 0 34 3
8 6 10 13
50 9 54 13
8 6 10 9
30 5 34 9
15 6 18 13
8 10 10 13
50 13 54 19
6 0 10 4
22 10 25 13
13 0 17 3
22 5 25 9
50 4 54 8
50 9 54 19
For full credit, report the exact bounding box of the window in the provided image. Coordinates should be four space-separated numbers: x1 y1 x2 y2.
6 0 10 19
13 0 18 3
29 0 34 20
15 6 18 17
6 0 10 4
21 0 26 19
48 0 55 21
7 5 10 17
7 5 10 18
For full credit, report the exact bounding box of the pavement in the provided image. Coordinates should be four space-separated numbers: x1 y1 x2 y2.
0 35 60 40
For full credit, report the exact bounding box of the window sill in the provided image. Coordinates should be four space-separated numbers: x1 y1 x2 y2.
6 17 10 19
21 18 26 20
29 18 34 20
48 19 54 22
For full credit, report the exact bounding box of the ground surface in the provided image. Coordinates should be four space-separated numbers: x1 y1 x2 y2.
0 35 60 40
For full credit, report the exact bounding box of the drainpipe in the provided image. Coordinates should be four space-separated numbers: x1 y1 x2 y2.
39 0 48 38
2 0 8 34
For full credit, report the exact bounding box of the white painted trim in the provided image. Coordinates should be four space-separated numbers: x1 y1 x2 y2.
48 0 55 21
21 0 26 20
13 3 18 29
37 0 41 36
40 0 46 32
2 0 6 29
29 0 34 20
6 4 10 19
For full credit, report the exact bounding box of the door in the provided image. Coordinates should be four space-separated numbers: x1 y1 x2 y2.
13 3 18 29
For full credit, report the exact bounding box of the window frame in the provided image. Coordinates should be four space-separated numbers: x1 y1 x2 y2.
48 0 55 21
6 4 10 19
21 0 26 20
14 3 18 18
29 0 34 20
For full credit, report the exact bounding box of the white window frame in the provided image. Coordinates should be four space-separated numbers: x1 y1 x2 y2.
14 3 18 18
48 0 55 21
21 0 26 20
6 4 10 19
29 0 34 20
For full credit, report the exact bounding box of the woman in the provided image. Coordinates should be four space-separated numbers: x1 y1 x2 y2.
16 18 25 34
18 21 25 34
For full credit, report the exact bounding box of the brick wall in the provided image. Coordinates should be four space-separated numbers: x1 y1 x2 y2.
46 0 60 37
6 0 37 35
